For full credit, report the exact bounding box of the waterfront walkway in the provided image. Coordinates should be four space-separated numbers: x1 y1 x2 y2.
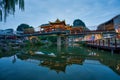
86 38 120 53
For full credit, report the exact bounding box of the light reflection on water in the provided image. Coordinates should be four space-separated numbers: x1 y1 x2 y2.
0 44 120 80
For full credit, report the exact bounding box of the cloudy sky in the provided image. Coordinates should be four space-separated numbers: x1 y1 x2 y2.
0 0 120 30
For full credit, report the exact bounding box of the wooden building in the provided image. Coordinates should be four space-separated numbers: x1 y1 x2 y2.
97 14 120 39
97 14 120 31
70 27 84 34
40 19 85 34
40 19 71 33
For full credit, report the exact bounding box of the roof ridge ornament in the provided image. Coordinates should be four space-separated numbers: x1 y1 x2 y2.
55 18 61 23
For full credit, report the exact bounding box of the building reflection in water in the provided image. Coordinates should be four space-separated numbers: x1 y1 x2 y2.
1 44 120 75
40 56 84 73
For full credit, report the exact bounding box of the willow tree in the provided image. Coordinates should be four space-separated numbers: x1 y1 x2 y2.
0 0 24 21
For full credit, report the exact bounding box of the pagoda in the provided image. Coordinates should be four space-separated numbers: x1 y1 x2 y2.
40 19 71 33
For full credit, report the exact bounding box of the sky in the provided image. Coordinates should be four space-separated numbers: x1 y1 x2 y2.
0 0 120 30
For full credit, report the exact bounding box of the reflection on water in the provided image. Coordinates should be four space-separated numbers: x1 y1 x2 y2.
0 44 120 80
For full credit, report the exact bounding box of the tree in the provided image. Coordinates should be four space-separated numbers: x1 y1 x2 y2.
17 24 31 31
0 0 24 21
17 23 34 34
73 19 86 27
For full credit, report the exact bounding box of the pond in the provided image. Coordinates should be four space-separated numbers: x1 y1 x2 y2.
0 44 120 80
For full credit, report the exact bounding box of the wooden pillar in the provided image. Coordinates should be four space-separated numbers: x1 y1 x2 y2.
103 40 104 46
54 26 55 31
108 38 110 47
99 40 100 46
96 40 97 45
93 40 94 45
97 40 98 45
115 38 117 48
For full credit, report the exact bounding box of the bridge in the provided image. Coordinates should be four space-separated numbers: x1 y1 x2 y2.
21 29 117 45
18 30 117 50
23 30 116 37
18 18 119 50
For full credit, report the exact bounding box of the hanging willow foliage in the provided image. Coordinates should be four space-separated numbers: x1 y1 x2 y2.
0 0 24 21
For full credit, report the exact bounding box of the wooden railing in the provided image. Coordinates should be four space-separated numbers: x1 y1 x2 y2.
86 38 120 53
87 38 120 48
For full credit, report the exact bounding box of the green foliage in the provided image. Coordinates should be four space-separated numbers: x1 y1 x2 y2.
0 0 24 21
34 42 44 46
73 19 86 27
47 36 57 42
38 36 47 40
39 36 57 43
17 23 33 31
25 40 44 47
77 41 87 46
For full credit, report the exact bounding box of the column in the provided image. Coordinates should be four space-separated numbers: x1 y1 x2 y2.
57 35 61 46
57 44 61 54
103 40 104 46
115 38 117 48
65 36 68 45
108 38 110 47
99 40 100 46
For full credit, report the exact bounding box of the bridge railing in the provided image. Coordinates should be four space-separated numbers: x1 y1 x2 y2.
87 38 120 48
23 29 116 36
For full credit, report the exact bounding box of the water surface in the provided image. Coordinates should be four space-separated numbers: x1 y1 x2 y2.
0 44 120 80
